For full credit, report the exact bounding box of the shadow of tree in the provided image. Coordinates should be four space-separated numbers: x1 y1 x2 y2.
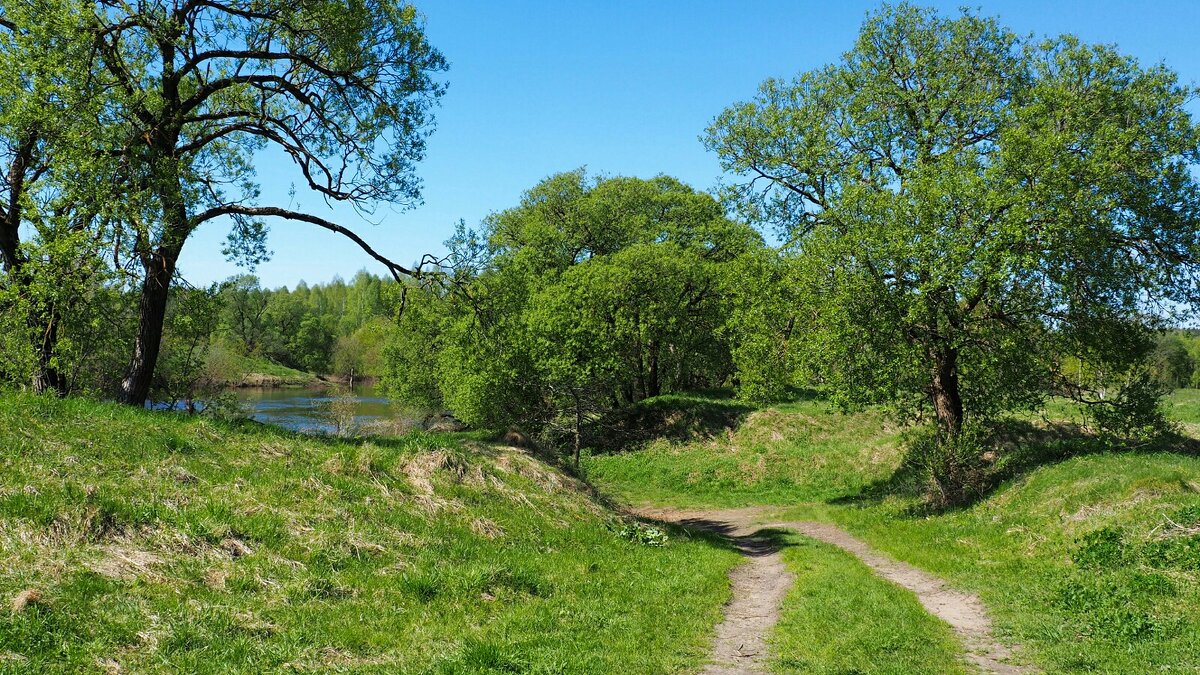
635 514 795 557
832 419 1200 515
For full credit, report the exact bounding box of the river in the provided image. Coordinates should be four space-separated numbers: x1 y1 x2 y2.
233 384 402 434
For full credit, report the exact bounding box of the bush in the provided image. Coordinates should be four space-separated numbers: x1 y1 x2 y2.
903 424 990 508
1089 370 1175 443
614 521 669 547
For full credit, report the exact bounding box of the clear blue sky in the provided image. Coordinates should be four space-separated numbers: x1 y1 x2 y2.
177 0 1200 289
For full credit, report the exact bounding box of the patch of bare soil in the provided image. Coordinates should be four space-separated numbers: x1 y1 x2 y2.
638 506 1032 675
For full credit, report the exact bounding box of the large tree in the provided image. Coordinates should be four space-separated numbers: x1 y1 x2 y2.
707 4 1200 437
84 0 446 404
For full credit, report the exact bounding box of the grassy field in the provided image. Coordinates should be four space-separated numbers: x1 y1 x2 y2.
586 390 1200 674
0 394 740 673
6 388 1197 673
587 395 902 508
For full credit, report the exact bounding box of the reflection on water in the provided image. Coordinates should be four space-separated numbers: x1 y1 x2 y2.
234 384 398 434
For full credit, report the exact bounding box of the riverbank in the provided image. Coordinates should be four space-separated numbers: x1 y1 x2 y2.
0 393 737 673
219 353 380 389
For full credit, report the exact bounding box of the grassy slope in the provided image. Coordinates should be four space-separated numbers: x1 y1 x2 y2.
586 397 901 508
586 391 1200 674
0 394 739 674
228 353 321 387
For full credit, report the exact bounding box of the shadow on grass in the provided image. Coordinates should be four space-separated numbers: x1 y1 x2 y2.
832 420 1200 515
635 514 795 558
587 392 756 455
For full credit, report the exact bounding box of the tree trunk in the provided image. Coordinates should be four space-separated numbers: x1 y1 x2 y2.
635 349 647 402
647 341 661 398
930 347 964 435
118 246 180 405
572 390 582 469
3 128 64 395
30 310 66 396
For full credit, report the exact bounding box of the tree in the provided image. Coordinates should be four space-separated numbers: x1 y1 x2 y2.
152 283 223 411
707 4 1200 442
1150 333 1194 390
218 274 268 353
83 0 447 404
0 0 124 395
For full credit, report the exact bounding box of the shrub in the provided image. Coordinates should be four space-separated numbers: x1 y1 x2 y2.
902 424 990 508
614 522 669 547
1089 370 1175 444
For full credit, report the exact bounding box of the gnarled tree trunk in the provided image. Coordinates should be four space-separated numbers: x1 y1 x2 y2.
31 311 66 395
930 346 963 435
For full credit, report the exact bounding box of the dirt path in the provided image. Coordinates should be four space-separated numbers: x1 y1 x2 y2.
638 506 1030 675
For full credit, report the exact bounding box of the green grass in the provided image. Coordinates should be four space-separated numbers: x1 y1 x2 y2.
0 393 740 673
818 452 1200 674
768 533 969 674
585 398 903 508
588 390 1200 674
1165 387 1200 427
227 353 321 387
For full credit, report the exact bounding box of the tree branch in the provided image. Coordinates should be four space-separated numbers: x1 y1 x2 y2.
188 204 429 282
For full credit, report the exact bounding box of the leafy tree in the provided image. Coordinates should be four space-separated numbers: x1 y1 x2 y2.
290 315 335 374
381 283 446 411
0 1 125 394
1150 333 1195 390
721 248 807 403
218 275 268 354
706 4 1200 447
77 0 447 404
152 284 223 411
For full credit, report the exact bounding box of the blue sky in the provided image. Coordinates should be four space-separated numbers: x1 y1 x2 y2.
177 0 1200 289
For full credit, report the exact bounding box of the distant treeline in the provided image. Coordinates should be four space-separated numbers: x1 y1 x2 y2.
208 271 393 378
1149 331 1200 390
0 268 397 409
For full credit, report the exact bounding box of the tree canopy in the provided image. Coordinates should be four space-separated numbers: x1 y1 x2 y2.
0 0 447 404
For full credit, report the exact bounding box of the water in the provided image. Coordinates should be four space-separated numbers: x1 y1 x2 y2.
234 384 400 434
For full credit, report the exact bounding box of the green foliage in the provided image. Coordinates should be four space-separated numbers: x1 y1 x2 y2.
381 283 449 410
152 285 224 410
1072 528 1128 568
901 424 991 508
1151 333 1195 389
613 521 669 547
721 250 807 403
382 171 763 452
1087 370 1175 442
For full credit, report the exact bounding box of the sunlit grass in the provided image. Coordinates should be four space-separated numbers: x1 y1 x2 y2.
769 534 969 674
584 398 903 508
588 389 1200 674
0 393 739 673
